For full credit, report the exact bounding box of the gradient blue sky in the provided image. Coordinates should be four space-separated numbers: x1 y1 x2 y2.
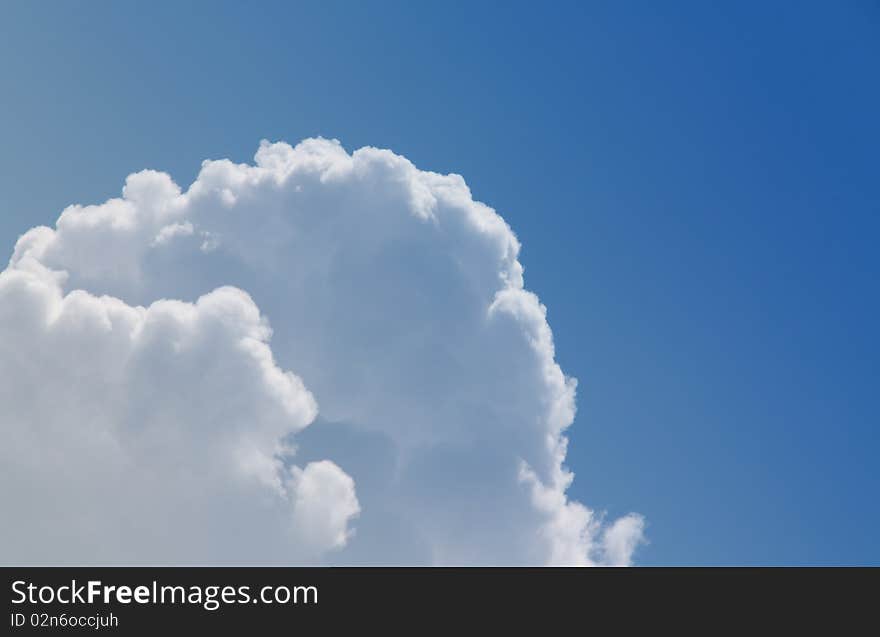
1 1 877 565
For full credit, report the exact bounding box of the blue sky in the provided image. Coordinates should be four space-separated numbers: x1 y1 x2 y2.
1 1 877 564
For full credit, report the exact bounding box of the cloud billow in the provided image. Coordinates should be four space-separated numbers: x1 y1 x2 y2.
1 138 643 565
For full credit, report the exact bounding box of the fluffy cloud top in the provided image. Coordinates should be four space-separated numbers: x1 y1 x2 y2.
2 138 643 565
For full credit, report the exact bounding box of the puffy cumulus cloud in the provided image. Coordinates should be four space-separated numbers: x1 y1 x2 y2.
3 138 643 565
0 258 357 564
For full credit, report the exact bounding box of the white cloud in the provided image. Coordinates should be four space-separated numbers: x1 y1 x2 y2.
152 221 194 246
602 514 647 567
2 138 643 565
